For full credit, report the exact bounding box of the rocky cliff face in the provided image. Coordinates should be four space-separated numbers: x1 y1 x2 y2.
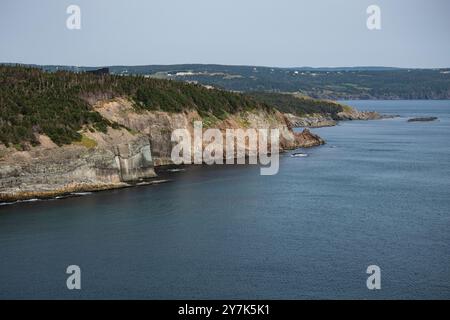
113 136 155 182
93 98 324 165
0 128 156 202
294 129 325 147
336 109 383 121
0 98 324 202
284 113 337 128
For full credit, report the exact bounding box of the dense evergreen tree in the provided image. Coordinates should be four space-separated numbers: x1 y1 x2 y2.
0 66 272 147
247 92 345 118
1 66 349 148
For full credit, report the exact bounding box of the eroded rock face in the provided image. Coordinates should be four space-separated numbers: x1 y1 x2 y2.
336 110 383 120
113 136 155 182
93 98 323 164
284 113 337 128
294 129 325 148
0 129 156 201
93 98 191 165
0 98 325 201
284 108 387 128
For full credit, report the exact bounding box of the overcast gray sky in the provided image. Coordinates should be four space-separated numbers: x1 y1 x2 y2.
1 0 449 68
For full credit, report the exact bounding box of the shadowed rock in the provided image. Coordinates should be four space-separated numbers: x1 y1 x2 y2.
407 117 438 122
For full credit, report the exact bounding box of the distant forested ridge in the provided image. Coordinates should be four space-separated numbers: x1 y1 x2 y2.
141 65 449 99
19 63 450 100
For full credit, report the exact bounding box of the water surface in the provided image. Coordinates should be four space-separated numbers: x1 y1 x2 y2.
1 100 449 299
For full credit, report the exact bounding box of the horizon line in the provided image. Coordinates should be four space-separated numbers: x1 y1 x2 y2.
1 61 449 70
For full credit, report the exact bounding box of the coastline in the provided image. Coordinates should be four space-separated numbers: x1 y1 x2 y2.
0 67 408 204
2 100 449 299
0 179 170 205
284 109 395 128
0 96 326 203
0 132 323 205
0 122 353 204
0 109 393 204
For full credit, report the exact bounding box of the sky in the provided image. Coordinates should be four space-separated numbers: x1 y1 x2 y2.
1 0 449 68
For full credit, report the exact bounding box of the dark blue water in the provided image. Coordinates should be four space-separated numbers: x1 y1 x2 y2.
1 100 449 299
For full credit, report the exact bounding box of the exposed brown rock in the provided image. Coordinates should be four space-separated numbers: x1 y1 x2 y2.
336 109 383 120
1 98 325 202
0 127 156 202
294 129 325 147
284 113 337 128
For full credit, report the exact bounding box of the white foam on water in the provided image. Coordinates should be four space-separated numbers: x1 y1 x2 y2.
70 192 93 196
0 202 14 206
291 153 308 158
167 168 185 172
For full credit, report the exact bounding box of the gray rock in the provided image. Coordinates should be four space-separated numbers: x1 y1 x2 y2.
407 117 438 122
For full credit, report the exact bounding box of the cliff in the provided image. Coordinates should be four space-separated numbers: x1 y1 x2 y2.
93 98 324 165
0 97 323 202
0 128 156 202
284 113 337 128
335 109 384 121
0 66 328 202
284 108 391 128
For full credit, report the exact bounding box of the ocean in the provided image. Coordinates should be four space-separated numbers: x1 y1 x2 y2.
0 100 449 299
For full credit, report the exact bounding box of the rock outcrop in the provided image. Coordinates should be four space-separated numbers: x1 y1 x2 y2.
407 117 438 122
114 137 155 182
294 129 325 147
284 108 395 128
284 113 337 128
0 128 156 202
0 98 324 202
335 109 383 121
93 98 324 164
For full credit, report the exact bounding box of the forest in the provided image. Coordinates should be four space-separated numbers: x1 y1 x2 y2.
247 92 346 118
0 65 349 148
0 66 272 147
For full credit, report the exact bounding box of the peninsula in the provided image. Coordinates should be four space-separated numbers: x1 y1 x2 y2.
0 66 379 202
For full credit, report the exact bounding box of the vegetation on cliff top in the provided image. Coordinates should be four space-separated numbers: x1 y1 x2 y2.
0 65 273 147
247 92 346 118
0 65 346 148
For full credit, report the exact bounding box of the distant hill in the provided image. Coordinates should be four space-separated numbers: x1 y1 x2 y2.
6 63 448 100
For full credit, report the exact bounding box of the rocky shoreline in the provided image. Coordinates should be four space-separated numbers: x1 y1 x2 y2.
408 116 438 122
0 179 170 204
1 97 386 204
0 98 324 203
284 109 393 128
